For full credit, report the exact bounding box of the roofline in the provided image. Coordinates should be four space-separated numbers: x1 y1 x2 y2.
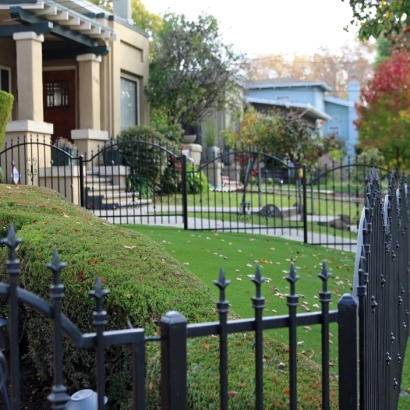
246 81 333 93
324 96 354 108
246 96 332 121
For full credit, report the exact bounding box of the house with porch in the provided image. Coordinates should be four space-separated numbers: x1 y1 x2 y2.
0 0 149 153
245 77 359 156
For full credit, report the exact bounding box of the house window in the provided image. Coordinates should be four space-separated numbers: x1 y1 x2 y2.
46 82 69 107
329 127 339 136
0 67 10 93
120 75 139 129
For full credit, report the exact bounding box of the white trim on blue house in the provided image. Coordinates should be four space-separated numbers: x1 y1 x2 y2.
246 96 332 121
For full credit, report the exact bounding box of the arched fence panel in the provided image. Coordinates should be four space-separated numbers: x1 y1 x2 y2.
82 138 185 226
0 136 81 204
187 148 307 238
306 159 392 252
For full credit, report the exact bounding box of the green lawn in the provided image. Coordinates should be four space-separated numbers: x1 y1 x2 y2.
123 224 410 408
124 225 354 370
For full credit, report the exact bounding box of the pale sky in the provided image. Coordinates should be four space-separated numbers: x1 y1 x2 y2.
143 0 359 57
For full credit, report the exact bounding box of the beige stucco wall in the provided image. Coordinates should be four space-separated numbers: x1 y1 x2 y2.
0 11 150 143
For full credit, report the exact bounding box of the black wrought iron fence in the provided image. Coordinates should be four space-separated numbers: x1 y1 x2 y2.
0 136 402 251
0 224 359 410
352 170 410 410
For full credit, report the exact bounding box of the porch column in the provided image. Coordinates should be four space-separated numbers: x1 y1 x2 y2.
76 54 102 130
13 32 44 122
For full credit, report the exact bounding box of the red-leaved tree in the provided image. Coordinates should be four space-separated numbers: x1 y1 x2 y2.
355 51 410 169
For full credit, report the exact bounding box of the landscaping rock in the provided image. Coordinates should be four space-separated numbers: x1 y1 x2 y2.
259 204 282 218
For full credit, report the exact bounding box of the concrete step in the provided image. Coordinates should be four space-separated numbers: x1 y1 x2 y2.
85 177 113 184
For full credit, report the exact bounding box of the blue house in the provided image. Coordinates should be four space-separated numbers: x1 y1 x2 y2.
245 77 359 156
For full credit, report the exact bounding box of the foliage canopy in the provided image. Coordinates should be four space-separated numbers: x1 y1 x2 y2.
345 0 410 40
221 108 324 167
145 12 246 128
355 51 410 169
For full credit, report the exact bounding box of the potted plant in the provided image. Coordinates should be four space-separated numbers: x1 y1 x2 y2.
103 138 124 165
51 137 78 166
203 117 218 161
0 91 14 150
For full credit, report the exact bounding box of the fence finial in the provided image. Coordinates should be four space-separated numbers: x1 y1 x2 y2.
251 266 265 298
1 225 22 261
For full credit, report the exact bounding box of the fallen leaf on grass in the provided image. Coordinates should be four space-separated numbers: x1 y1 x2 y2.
272 401 282 407
202 342 210 351
246 263 253 267
62 212 70 218
227 391 238 398
123 245 136 250
236 278 242 281
261 258 269 264
88 258 98 264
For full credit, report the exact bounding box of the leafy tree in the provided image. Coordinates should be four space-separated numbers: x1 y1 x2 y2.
247 42 374 99
222 108 324 167
145 12 246 129
344 0 410 40
355 51 410 169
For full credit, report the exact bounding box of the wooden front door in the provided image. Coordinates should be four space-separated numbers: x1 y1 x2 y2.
43 70 76 143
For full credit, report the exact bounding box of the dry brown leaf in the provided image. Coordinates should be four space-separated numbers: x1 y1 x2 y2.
123 245 136 250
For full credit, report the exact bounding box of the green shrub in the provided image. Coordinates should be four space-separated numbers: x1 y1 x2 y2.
0 185 338 409
186 164 208 194
0 185 215 408
0 167 4 183
118 126 181 199
0 91 13 149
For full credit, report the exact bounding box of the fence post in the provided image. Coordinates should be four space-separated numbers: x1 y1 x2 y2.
338 293 358 410
79 155 85 208
181 155 188 230
160 311 187 410
302 164 308 244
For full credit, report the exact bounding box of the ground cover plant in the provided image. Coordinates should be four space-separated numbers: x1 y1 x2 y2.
0 184 339 409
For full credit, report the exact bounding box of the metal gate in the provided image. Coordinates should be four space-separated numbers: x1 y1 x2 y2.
186 148 306 237
82 138 185 226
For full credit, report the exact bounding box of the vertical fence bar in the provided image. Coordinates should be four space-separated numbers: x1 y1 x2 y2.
181 155 188 230
251 266 265 410
127 322 146 410
89 277 109 410
46 250 71 409
160 311 187 410
318 261 332 410
286 263 300 410
338 293 358 410
214 269 230 410
79 155 85 208
1 225 22 410
302 164 308 244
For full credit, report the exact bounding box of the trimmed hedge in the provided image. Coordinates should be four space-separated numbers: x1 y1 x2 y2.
0 90 13 148
0 185 338 409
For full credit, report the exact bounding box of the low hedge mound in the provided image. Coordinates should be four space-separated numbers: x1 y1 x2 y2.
0 185 338 409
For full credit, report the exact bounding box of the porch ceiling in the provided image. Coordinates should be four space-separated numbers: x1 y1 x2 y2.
0 0 116 44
